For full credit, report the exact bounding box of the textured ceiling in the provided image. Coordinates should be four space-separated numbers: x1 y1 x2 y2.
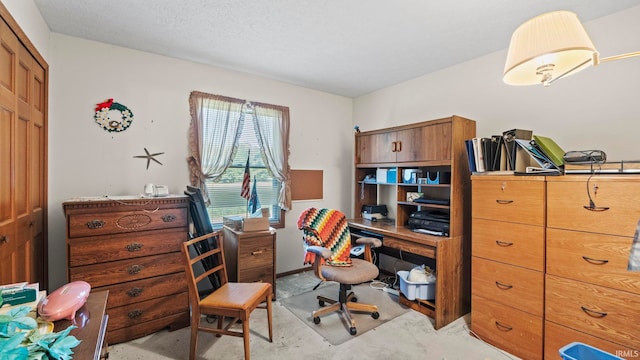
33 0 640 97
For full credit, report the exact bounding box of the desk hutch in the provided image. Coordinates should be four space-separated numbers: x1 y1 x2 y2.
349 115 476 329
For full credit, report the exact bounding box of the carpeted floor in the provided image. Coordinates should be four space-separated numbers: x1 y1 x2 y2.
279 281 409 345
109 271 519 359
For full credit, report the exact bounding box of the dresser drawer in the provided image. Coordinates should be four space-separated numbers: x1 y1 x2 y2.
238 237 274 270
472 257 544 316
108 312 189 345
70 252 184 287
96 272 188 309
547 177 640 237
544 321 640 360
67 207 187 238
472 218 544 271
546 275 640 349
472 177 545 225
547 228 640 294
471 295 543 360
69 229 187 266
107 291 189 331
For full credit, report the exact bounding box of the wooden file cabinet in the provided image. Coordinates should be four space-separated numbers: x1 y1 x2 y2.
471 175 546 360
63 195 190 344
544 176 640 359
223 227 276 298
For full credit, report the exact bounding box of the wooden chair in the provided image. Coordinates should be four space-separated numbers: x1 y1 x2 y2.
181 231 273 360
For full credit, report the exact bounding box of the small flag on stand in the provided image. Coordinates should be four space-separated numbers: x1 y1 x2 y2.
248 176 261 215
240 153 251 200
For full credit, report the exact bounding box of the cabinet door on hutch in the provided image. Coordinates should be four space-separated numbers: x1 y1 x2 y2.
356 131 396 164
395 122 451 162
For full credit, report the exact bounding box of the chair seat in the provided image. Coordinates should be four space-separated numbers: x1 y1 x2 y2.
201 282 272 311
321 258 379 285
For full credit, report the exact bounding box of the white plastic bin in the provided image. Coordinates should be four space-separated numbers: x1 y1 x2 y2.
397 270 435 300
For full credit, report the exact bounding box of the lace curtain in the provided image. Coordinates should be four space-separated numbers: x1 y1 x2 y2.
187 91 291 210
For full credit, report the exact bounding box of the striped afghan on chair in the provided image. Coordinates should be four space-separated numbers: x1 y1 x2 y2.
297 208 352 267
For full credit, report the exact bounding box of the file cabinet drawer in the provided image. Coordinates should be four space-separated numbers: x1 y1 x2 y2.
472 218 544 271
544 321 639 360
547 176 640 237
471 295 543 360
472 257 544 316
547 228 640 294
546 275 640 350
472 176 545 225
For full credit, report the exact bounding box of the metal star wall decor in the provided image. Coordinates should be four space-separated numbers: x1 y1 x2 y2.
134 148 164 169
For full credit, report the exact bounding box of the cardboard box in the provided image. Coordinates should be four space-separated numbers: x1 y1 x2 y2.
242 217 269 232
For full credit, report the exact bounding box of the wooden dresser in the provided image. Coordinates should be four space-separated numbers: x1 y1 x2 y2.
222 227 276 298
471 175 546 360
545 175 640 359
63 195 190 344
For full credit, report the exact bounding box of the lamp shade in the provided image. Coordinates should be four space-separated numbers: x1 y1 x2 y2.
503 11 597 86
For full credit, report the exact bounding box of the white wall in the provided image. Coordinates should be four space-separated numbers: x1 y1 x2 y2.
353 6 640 162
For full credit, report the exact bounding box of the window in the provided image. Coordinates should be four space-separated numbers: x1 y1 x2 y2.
187 92 291 229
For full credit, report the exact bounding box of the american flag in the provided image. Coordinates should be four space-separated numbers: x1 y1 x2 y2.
240 154 251 199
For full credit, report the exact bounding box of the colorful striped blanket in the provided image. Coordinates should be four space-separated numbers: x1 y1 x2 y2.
297 208 352 266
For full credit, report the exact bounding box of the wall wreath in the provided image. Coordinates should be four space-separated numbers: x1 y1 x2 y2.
94 98 134 132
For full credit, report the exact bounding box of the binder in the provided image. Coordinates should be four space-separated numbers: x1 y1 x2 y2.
464 139 476 173
515 139 562 174
502 129 532 171
531 135 565 167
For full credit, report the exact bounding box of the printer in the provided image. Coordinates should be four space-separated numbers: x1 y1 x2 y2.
362 204 388 221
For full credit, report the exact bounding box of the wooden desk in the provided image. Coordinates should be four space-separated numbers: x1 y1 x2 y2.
348 219 469 330
53 290 109 360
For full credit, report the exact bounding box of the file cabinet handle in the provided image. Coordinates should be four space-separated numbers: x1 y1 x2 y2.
495 199 514 205
495 240 514 247
495 281 513 290
251 250 264 256
582 256 609 265
581 306 607 318
391 141 397 152
495 321 513 332
86 220 105 229
0 235 7 243
396 141 402 152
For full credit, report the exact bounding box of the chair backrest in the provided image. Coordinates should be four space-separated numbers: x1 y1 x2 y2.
182 231 228 302
297 208 352 266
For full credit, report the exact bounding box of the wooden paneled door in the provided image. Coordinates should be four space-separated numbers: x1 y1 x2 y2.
0 6 48 287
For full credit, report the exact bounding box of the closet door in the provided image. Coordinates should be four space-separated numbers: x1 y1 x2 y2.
0 14 47 286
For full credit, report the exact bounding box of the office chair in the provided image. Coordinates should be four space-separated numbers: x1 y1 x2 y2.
181 231 273 360
297 208 382 335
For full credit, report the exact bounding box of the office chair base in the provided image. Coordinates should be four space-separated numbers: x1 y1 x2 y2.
311 285 379 335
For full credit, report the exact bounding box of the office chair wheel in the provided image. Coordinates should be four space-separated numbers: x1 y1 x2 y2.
351 297 357 302
372 312 380 319
318 300 325 306
349 327 357 335
313 317 321 324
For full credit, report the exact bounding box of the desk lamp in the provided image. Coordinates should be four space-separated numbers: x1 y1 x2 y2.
503 11 640 86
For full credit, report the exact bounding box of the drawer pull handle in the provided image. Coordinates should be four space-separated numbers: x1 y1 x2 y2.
495 240 514 247
127 287 143 297
126 243 144 252
582 256 609 265
0 235 7 243
128 310 143 319
128 265 144 275
495 321 513 332
581 306 607 318
495 199 513 205
251 250 264 256
161 214 177 222
86 220 105 229
583 205 610 212
495 281 513 290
